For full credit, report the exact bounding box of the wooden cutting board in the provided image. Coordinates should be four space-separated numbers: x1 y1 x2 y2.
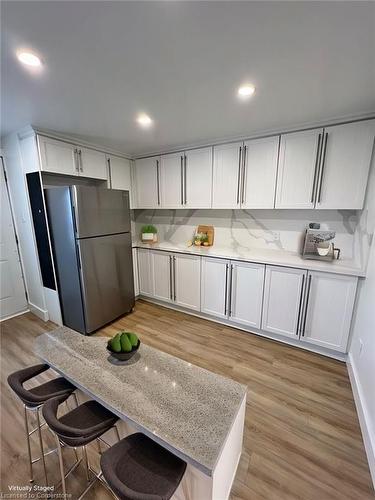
197 225 214 246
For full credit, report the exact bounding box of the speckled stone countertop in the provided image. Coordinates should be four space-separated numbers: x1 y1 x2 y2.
35 327 247 476
133 241 364 277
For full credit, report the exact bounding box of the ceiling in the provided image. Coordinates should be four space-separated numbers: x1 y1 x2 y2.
2 1 375 156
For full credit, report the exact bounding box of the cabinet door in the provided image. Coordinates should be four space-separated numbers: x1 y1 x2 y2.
132 248 139 297
137 248 153 297
230 262 265 329
262 266 306 338
78 147 107 180
184 147 212 208
301 272 357 352
316 120 375 210
241 136 279 209
38 136 78 176
151 251 173 302
212 142 242 208
134 157 160 208
160 152 183 208
201 257 229 318
275 129 322 209
173 254 201 311
108 156 134 208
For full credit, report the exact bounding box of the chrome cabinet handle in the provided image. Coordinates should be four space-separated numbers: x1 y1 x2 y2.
107 158 112 187
236 146 242 205
180 156 184 205
169 255 173 300
311 133 322 203
78 150 83 172
228 264 234 316
173 256 176 301
301 275 312 337
296 274 305 335
317 133 328 203
156 160 160 206
74 149 79 172
184 155 187 205
224 263 229 315
241 145 247 204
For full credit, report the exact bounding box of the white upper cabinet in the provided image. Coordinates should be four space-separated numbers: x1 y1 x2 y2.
241 136 279 209
174 254 201 311
316 120 375 210
300 272 357 352
229 262 265 329
78 147 107 180
38 136 78 176
108 155 134 208
201 257 229 319
160 152 184 208
134 157 160 208
212 142 243 208
275 129 323 209
262 266 306 338
184 147 212 209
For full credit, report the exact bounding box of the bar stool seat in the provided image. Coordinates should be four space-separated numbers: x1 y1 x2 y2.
8 363 75 407
101 433 187 500
7 363 76 484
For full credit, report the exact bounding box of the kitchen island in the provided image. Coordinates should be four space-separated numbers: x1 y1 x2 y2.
35 327 247 500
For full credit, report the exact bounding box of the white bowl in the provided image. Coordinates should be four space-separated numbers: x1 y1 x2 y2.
317 246 330 256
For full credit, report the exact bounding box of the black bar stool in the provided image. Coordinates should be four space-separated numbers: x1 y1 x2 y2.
7 363 76 484
100 433 187 500
42 393 120 499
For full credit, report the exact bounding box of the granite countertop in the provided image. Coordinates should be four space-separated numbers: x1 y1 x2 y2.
133 241 365 277
34 327 247 476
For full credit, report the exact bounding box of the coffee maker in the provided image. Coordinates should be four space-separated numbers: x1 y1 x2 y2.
302 223 340 261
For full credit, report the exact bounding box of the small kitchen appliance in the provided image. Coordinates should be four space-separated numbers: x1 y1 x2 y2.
302 224 340 261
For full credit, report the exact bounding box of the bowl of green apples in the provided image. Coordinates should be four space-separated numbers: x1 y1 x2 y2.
107 331 140 361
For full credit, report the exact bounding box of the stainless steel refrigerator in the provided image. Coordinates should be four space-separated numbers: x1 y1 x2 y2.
45 185 134 334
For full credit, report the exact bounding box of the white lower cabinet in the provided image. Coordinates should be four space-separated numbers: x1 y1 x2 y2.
174 254 201 311
262 266 307 338
201 258 229 318
137 248 154 297
136 249 357 356
300 271 357 352
230 262 265 328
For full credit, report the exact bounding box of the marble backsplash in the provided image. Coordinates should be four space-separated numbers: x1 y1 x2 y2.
133 208 363 264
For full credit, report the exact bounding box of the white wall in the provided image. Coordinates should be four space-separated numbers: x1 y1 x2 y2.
348 235 375 486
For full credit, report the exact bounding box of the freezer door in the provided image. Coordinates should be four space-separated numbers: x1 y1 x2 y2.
77 232 135 333
71 186 130 238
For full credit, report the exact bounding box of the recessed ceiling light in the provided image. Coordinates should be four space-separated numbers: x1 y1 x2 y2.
238 84 256 99
136 113 153 128
17 51 42 67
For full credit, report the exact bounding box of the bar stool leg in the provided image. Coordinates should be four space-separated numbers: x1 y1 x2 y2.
55 435 67 497
82 445 90 482
23 405 34 483
36 407 48 485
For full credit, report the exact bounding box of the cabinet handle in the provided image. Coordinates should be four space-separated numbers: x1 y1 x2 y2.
184 155 187 205
107 158 112 187
296 274 305 335
224 263 229 315
173 256 176 301
78 150 83 172
74 149 79 172
169 255 173 300
241 145 247 204
228 264 234 316
180 156 184 205
236 147 242 205
311 133 322 203
317 133 328 203
301 275 312 337
156 160 160 205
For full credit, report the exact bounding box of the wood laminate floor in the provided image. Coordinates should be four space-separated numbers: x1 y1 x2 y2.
1 301 374 499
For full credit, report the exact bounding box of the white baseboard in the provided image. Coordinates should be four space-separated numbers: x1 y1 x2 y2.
347 353 375 488
0 309 29 322
28 302 49 322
